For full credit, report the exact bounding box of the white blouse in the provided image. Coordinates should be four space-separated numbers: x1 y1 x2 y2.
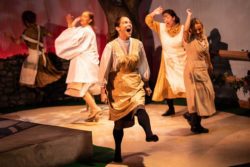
55 25 99 83
99 37 150 86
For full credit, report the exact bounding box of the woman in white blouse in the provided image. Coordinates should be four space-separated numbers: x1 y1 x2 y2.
55 11 102 122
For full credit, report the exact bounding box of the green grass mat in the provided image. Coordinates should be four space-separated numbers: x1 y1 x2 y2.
64 145 114 167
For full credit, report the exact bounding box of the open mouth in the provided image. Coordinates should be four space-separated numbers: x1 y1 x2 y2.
126 28 131 33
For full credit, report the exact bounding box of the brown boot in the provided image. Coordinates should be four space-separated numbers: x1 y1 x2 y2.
183 112 192 126
162 99 175 116
190 113 209 134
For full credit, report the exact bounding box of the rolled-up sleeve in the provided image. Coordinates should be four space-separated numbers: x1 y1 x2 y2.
145 14 160 34
99 43 112 86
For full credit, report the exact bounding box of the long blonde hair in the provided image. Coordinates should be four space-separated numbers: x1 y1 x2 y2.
189 18 206 41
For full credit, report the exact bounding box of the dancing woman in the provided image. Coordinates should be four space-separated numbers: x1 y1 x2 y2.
99 16 158 162
55 11 102 122
145 7 186 116
183 9 216 133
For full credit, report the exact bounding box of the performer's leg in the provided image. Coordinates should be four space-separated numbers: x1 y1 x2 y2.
183 112 192 126
197 115 209 133
188 113 209 134
136 109 159 142
83 91 102 122
162 99 175 116
113 128 124 162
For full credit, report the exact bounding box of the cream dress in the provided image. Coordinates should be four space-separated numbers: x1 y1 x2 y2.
145 15 186 101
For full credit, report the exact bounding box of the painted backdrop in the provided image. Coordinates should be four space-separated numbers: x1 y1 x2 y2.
0 0 108 58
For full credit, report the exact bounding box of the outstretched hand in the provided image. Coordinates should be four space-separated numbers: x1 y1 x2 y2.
65 14 74 27
186 9 192 16
151 6 163 16
65 14 80 27
65 14 73 23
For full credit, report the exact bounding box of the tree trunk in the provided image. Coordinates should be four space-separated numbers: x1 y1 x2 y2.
98 0 142 41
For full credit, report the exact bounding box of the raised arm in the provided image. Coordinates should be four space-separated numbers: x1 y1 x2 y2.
145 6 163 34
183 9 192 43
65 14 80 28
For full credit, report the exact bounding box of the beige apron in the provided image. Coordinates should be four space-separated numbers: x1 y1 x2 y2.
191 60 216 116
107 39 145 121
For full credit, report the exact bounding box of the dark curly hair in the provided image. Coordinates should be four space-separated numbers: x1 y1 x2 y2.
109 16 128 41
162 9 180 24
22 10 36 27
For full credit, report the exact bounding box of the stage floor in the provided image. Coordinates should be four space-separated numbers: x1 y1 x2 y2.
1 104 250 167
